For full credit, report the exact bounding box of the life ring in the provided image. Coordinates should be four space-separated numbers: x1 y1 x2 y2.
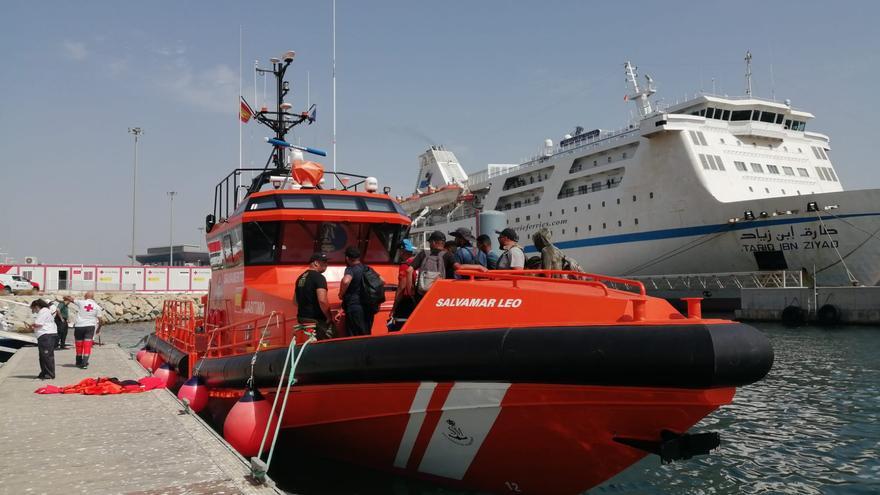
781 305 806 327
817 304 841 327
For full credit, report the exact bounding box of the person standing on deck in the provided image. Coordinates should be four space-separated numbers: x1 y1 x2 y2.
294 253 333 340
449 227 488 278
63 292 103 369
338 247 373 336
496 228 525 270
30 299 57 380
477 234 500 270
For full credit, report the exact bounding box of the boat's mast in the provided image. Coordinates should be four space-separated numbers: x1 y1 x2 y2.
624 61 655 118
332 0 337 187
745 50 753 97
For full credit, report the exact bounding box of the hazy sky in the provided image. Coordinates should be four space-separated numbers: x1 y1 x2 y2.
2 0 879 264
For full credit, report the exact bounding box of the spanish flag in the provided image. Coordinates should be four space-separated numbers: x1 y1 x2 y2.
239 96 254 123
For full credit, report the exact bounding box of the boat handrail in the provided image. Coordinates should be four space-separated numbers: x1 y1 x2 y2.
456 269 647 296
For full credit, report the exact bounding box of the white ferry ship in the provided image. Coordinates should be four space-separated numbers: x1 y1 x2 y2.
403 57 880 287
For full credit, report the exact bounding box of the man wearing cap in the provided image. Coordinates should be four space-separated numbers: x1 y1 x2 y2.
476 234 500 270
338 246 372 336
449 227 488 278
295 253 333 340
496 228 525 270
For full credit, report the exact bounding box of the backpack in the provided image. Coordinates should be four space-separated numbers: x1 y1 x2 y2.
359 265 386 312
416 251 446 295
562 255 584 273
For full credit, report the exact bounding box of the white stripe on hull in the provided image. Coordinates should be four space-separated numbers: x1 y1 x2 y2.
393 381 437 468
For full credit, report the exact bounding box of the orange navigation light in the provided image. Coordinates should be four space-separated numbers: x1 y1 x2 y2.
292 160 325 188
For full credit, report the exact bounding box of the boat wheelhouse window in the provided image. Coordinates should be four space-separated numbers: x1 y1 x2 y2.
706 108 716 119
751 110 761 121
247 221 404 265
734 161 748 172
722 109 731 120
783 166 795 176
760 111 776 123
714 155 726 171
731 110 751 121
775 114 784 124
797 168 809 177
243 221 280 264
784 119 792 129
767 165 780 174
280 196 318 209
248 196 278 211
363 197 396 212
750 163 764 173
320 196 361 210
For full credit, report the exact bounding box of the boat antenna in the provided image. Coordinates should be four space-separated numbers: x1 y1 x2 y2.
624 61 655 118
332 0 337 188
745 50 753 97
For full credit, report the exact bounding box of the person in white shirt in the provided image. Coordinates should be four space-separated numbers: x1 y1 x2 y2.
63 292 103 369
30 299 57 380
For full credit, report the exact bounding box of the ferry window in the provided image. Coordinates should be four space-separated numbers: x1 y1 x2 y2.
617 220 622 227
601 201 606 207
767 165 780 174
549 211 553 217
697 132 708 146
706 108 715 119
784 119 792 129
578 185 588 195
816 168 827 181
538 214 541 219
828 169 838 181
734 161 748 172
591 182 601 192
616 198 621 205
321 196 360 210
811 147 822 159
699 109 706 116
784 146 788 152
526 215 530 221
765 187 770 193
633 195 637 202
819 148 829 160
243 221 280 264
749 186 754 192
588 204 591 210
775 114 784 124
750 163 764 173
562 209 565 214
593 160 598 166
731 110 751 121
607 156 612 163
783 166 795 176
751 110 761 121
363 197 396 212
650 192 654 199
280 196 318 209
575 227 578 233
720 138 725 144
797 168 809 177
622 152 627 159
699 154 710 170
635 218 639 225
722 110 731 120
589 225 592 231
781 189 786 194
515 217 520 223
562 229 565 235
714 155 726 171
574 207 577 212
760 111 776 123
248 196 279 211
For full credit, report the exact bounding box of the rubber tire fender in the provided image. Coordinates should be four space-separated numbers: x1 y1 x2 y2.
816 304 841 327
780 305 806 327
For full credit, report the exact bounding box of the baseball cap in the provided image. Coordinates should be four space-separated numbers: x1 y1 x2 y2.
449 227 476 243
309 252 329 263
428 230 446 242
495 227 518 242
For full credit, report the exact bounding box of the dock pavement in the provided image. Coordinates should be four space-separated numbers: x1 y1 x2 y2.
0 344 284 495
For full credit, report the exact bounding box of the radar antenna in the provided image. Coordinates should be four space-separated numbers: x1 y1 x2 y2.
744 50 753 97
624 61 656 118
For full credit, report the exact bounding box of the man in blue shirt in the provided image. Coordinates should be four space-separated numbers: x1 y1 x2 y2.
338 246 373 336
477 234 500 270
449 227 487 278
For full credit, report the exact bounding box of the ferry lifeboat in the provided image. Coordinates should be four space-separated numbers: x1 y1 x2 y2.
144 51 773 495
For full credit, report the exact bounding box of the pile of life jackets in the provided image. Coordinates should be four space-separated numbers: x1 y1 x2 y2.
35 376 165 395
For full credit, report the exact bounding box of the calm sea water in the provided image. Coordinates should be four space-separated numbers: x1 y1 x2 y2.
104 321 880 494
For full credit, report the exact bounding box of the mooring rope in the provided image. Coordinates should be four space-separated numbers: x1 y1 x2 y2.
814 211 858 285
246 311 280 390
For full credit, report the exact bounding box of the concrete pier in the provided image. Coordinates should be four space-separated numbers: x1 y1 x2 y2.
736 286 880 324
0 345 282 495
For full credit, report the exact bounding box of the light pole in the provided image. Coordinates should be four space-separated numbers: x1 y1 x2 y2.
128 127 143 265
167 191 177 266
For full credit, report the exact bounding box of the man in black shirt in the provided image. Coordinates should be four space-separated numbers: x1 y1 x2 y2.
295 252 333 340
338 246 373 336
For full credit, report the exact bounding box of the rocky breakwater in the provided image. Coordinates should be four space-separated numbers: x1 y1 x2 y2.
0 292 203 332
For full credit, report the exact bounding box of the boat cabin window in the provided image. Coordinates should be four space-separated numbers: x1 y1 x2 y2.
280 196 318 209
731 110 751 121
363 197 396 212
320 196 361 210
248 196 279 211
243 220 405 265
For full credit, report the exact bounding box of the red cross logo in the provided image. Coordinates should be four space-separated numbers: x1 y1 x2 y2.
84 304 94 312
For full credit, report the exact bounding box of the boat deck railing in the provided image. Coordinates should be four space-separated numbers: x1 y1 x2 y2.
456 269 647 296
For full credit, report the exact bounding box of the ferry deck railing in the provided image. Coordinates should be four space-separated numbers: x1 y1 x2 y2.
606 270 805 293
